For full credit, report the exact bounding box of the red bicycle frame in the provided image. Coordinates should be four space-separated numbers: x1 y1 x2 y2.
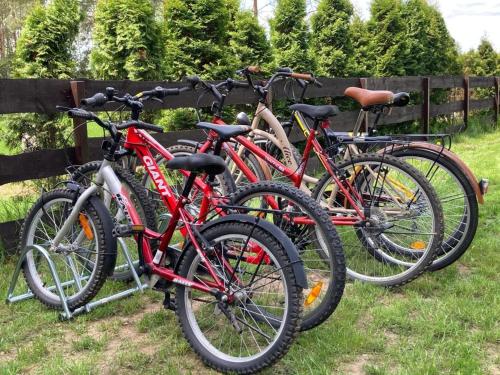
194 117 366 226
115 126 235 295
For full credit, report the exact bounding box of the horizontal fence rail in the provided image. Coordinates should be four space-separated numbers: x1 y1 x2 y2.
0 75 499 253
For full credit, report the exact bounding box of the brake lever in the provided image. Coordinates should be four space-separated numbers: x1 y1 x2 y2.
151 97 163 103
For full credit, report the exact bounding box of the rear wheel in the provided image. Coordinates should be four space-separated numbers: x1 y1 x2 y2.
229 181 346 331
313 153 444 287
390 147 479 271
176 221 303 373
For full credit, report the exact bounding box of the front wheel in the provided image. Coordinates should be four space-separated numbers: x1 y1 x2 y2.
20 189 116 310
175 221 302 374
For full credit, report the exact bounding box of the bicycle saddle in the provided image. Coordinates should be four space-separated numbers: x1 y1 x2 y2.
344 87 410 108
289 104 339 120
166 153 227 175
196 122 251 139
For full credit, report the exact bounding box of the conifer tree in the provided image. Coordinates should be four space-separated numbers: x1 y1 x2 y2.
229 10 272 69
402 0 460 75
311 0 353 77
163 0 235 80
5 0 82 150
13 0 81 79
270 0 316 72
366 0 460 76
159 0 237 131
368 0 409 76
90 0 163 80
348 15 374 76
475 38 498 75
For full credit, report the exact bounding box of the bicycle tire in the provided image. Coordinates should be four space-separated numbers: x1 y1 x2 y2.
175 220 302 374
20 189 116 310
389 147 479 271
229 181 346 331
313 153 444 287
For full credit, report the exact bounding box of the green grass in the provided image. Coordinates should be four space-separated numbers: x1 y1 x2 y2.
0 126 499 374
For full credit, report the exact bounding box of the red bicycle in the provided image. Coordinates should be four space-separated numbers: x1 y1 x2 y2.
169 72 445 287
73 86 346 332
20 88 308 373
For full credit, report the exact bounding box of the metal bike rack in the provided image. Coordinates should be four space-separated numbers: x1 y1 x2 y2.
6 239 148 320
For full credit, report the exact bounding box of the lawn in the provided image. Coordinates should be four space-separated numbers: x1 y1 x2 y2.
0 126 498 375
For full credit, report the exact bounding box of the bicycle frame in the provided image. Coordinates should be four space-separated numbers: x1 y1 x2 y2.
195 117 366 226
52 138 228 296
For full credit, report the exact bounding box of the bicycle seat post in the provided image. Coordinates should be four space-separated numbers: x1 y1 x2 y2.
181 172 198 200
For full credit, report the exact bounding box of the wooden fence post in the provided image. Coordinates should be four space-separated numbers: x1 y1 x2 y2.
70 80 88 164
421 77 430 134
495 77 499 125
360 78 368 132
463 76 470 128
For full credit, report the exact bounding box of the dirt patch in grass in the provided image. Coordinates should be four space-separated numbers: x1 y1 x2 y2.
457 263 471 276
0 349 18 363
486 343 500 375
340 354 373 375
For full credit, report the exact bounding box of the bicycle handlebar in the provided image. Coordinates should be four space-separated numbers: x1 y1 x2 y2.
80 85 191 108
116 120 164 133
237 66 323 91
81 93 108 107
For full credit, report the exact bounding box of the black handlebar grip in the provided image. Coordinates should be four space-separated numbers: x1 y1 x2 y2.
393 92 410 107
232 80 249 89
153 87 180 98
140 123 164 133
68 109 94 120
81 93 107 107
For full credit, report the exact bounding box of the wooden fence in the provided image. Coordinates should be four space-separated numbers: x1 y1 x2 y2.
0 75 499 253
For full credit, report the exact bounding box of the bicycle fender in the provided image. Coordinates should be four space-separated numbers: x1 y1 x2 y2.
381 142 484 204
177 139 201 148
176 214 308 289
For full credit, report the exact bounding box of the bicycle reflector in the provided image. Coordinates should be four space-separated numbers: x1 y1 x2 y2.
479 178 489 195
79 213 94 240
410 241 426 250
304 281 323 306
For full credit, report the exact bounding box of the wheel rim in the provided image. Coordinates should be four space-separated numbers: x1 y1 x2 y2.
232 191 333 318
183 234 288 362
316 160 438 283
25 198 100 302
400 156 471 263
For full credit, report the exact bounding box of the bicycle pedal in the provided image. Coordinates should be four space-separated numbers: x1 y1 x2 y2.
162 292 176 311
113 224 145 237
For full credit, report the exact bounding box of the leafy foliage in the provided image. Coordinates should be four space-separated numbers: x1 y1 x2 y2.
160 0 238 131
461 37 499 76
163 0 235 80
90 0 163 80
0 0 36 78
13 0 82 79
364 0 460 77
270 0 316 72
229 10 272 69
5 0 82 151
311 0 353 77
348 15 374 76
